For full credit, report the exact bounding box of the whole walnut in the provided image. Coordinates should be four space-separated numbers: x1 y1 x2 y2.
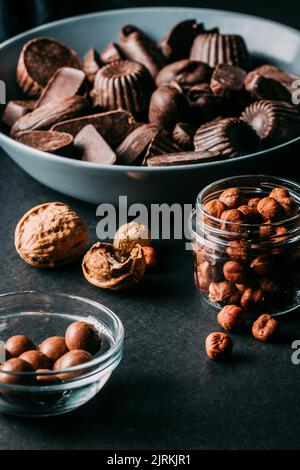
82 242 146 290
15 202 88 268
205 332 233 361
219 187 245 208
257 197 282 222
252 313 278 341
114 222 151 254
217 305 246 331
208 281 236 303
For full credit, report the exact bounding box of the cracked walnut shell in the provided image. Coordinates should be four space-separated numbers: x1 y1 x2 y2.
15 202 88 268
82 242 146 290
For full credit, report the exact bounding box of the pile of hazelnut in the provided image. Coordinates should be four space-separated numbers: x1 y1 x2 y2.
194 185 300 361
14 202 157 290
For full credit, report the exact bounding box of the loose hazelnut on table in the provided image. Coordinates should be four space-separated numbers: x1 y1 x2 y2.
5 335 36 358
252 313 278 341
39 336 69 363
142 246 157 268
204 199 227 219
205 332 233 361
257 197 282 222
113 221 151 255
208 281 237 303
65 322 102 355
219 187 245 209
217 305 246 331
223 260 248 284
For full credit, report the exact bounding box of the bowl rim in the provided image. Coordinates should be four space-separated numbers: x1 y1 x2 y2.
0 291 124 385
0 6 300 172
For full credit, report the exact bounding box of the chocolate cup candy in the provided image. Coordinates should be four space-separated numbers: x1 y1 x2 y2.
83 48 102 83
148 84 190 131
194 117 261 157
17 37 81 97
119 25 167 78
116 124 158 165
92 60 154 115
190 33 252 70
156 59 212 89
158 20 206 62
2 100 35 127
241 99 300 147
16 130 73 155
74 124 116 165
100 42 124 64
244 71 291 102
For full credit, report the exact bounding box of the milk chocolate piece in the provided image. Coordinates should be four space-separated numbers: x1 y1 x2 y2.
116 124 158 165
120 25 167 78
173 122 195 150
17 37 81 97
16 130 73 155
159 20 207 61
100 42 124 64
2 100 35 127
147 150 223 166
156 59 212 89
74 124 116 164
83 48 102 82
51 110 138 147
149 85 190 130
35 67 88 108
244 71 291 102
211 64 247 99
254 64 300 93
11 96 89 137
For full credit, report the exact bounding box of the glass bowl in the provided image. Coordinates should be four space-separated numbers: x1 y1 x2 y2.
0 292 124 417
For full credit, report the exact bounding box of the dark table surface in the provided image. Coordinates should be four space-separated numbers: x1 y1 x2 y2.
1 0 300 451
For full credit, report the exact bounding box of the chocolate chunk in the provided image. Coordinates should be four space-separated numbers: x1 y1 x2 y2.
158 20 206 61
17 37 81 97
146 150 223 166
156 59 212 89
211 64 247 99
92 60 154 116
100 42 124 64
241 99 300 147
194 117 261 157
51 110 138 147
15 130 73 155
74 124 116 164
149 85 190 130
35 67 88 108
190 33 252 70
83 48 102 82
11 96 89 137
2 100 35 127
244 71 291 102
173 122 195 150
116 124 158 165
119 25 167 78
254 64 300 93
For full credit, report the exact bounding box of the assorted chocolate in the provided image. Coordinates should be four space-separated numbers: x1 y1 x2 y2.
3 20 300 166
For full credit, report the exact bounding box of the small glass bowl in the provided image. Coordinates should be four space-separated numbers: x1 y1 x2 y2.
0 292 124 417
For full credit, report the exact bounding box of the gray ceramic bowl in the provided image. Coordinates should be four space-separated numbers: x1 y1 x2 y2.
0 7 300 205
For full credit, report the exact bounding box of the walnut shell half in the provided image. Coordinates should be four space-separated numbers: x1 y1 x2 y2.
15 202 88 268
82 242 146 290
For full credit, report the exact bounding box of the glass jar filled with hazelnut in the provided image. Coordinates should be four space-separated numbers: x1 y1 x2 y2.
191 175 300 315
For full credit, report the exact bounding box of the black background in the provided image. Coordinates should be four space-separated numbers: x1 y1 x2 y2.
1 0 300 451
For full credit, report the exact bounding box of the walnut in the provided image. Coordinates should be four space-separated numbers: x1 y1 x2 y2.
223 260 248 284
114 222 151 254
240 288 266 310
15 202 88 268
252 314 278 341
257 197 282 222
219 187 245 208
217 305 246 331
204 199 227 219
205 332 233 361
208 281 236 303
82 242 146 290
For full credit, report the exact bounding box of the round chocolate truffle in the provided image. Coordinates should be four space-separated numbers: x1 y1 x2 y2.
39 336 68 363
65 322 102 355
5 335 36 358
19 350 52 370
53 350 93 380
0 358 34 385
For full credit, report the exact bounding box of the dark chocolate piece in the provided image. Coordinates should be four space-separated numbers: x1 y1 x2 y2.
116 124 158 165
83 48 102 82
189 94 229 126
244 71 291 102
187 83 212 101
254 64 300 93
15 130 73 155
190 33 252 70
11 96 89 137
51 110 138 148
148 85 190 131
194 117 261 157
74 124 116 164
172 122 195 150
92 60 154 115
119 25 167 78
143 130 183 163
2 100 35 127
100 42 124 64
35 67 88 108
17 37 81 97
211 64 247 99
241 99 300 147
147 150 223 166
156 59 212 89
158 20 207 61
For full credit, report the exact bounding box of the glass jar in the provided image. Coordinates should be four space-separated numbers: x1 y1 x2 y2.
191 175 300 315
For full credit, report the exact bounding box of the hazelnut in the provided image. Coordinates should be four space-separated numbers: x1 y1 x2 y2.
228 291 241 305
65 321 102 355
250 255 272 276
217 305 246 331
240 288 266 310
237 205 260 223
259 278 281 295
19 350 51 370
113 222 151 254
269 187 290 203
205 332 233 361
257 197 282 222
279 197 299 218
142 246 157 268
252 313 278 341
208 281 236 303
259 221 274 238
5 335 36 358
14 202 89 268
53 349 93 380
220 209 246 232
39 336 68 363
0 358 34 385
247 198 260 210
197 261 212 292
226 240 248 261
219 187 245 208
204 200 227 219
223 260 248 284
235 284 249 294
